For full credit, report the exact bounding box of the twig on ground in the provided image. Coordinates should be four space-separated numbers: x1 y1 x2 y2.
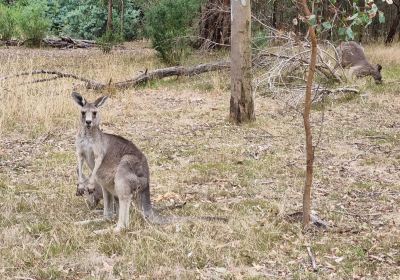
306 246 318 272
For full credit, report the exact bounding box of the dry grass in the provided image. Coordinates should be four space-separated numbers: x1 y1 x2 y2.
0 41 399 279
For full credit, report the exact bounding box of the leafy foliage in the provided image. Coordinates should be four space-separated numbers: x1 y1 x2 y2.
145 0 201 65
96 30 122 53
0 0 142 42
301 0 393 41
15 0 50 46
51 0 140 40
60 0 107 40
0 3 16 40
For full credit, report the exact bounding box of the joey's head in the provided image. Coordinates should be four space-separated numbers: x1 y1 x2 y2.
71 92 108 129
373 64 383 84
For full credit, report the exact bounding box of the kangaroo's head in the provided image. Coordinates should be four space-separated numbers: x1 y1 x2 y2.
72 92 108 129
372 64 383 84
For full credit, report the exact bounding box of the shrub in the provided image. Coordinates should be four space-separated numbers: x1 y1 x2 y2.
96 30 123 53
0 4 16 40
145 0 201 65
57 0 140 41
16 0 50 46
61 0 107 40
120 2 141 40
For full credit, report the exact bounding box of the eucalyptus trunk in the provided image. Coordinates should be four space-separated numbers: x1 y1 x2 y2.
229 0 255 123
107 0 113 33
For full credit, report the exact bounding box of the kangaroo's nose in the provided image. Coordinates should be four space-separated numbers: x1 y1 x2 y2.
86 120 92 125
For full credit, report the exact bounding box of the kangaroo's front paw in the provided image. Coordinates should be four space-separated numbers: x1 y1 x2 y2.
87 181 96 194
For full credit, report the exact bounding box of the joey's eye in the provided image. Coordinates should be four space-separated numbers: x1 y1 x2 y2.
81 112 86 117
93 112 97 117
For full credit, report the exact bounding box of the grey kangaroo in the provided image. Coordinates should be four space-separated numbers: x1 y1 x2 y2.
334 41 382 84
72 92 226 232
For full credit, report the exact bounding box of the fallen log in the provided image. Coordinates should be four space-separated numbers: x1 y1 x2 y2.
0 39 22 46
114 61 230 89
42 37 96 49
0 61 230 90
0 37 96 48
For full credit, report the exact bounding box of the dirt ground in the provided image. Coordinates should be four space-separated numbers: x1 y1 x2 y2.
0 42 399 279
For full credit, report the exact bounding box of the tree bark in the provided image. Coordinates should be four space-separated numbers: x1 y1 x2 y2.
272 0 278 28
230 0 255 124
385 1 400 45
298 0 317 228
120 0 124 37
107 0 113 33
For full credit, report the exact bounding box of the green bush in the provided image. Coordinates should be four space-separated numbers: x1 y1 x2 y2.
16 0 50 46
145 0 201 65
0 4 16 40
61 0 107 40
120 3 141 40
96 30 123 53
53 0 140 41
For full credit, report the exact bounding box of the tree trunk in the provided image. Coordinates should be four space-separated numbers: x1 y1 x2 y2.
107 0 113 33
120 0 124 37
385 2 400 45
298 0 317 228
272 0 278 28
230 0 255 124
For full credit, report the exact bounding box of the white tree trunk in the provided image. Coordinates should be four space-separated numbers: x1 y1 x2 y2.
230 0 255 123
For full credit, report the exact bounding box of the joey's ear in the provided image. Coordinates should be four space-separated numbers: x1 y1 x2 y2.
72 92 86 107
94 96 108 108
377 64 382 72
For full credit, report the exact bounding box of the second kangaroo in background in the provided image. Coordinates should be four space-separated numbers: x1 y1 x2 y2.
334 41 383 84
72 92 227 233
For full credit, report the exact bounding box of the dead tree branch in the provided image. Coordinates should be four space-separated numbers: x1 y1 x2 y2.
0 70 104 89
306 246 318 272
0 37 96 48
43 37 96 48
0 61 230 90
114 61 230 89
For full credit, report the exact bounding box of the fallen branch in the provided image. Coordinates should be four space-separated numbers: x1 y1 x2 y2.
114 61 230 89
286 211 329 229
0 70 104 89
306 246 318 272
43 37 96 49
254 51 341 82
312 86 359 103
0 39 21 46
0 61 230 90
1 37 96 48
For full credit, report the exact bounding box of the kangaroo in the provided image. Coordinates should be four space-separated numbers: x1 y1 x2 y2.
72 92 227 232
334 41 382 84
76 171 103 210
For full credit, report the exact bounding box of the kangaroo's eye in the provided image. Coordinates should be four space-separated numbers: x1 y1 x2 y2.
93 112 97 117
81 112 86 117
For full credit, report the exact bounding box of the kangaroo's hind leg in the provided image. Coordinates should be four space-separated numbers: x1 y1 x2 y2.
114 155 145 231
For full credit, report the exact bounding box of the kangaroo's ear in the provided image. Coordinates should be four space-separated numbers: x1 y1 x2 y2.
94 96 108 108
72 92 86 107
377 64 382 72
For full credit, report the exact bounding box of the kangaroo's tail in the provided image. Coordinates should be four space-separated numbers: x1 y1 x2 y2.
138 188 228 225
